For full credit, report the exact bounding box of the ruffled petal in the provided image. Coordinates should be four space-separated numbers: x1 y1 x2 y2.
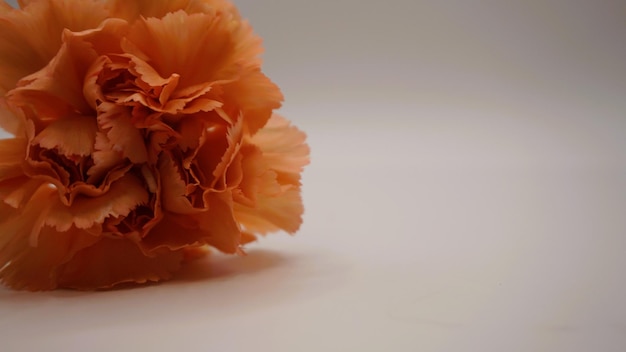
0 0 308 291
159 152 203 214
177 113 214 152
185 120 227 186
46 173 149 231
86 131 126 182
97 103 148 163
209 116 243 190
32 114 98 157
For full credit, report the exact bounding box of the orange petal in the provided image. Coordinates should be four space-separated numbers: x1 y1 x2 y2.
86 131 126 182
97 103 148 163
143 191 240 254
8 32 98 120
0 1 12 11
232 115 309 234
0 137 27 180
82 55 111 110
67 18 129 57
0 0 109 94
188 116 242 189
0 97 27 137
0 175 44 209
122 10 262 90
106 0 239 23
177 113 212 152
0 224 100 291
140 211 206 252
197 190 241 252
234 184 304 234
128 55 177 90
248 114 309 182
233 144 264 205
159 152 203 214
55 237 184 290
209 116 243 190
8 17 129 122
222 70 283 135
239 231 257 245
185 120 227 187
0 185 55 267
32 114 98 157
46 173 149 231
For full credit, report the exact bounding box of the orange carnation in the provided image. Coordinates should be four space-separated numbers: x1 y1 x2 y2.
0 0 308 290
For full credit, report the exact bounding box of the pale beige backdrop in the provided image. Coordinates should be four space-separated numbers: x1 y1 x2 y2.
2 1 626 352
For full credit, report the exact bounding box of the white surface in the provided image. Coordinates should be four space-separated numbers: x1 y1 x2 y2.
2 0 626 351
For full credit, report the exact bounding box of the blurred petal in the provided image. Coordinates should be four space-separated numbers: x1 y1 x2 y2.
56 237 184 290
0 225 100 291
197 191 241 252
8 18 128 123
8 32 97 119
239 231 257 245
140 212 206 251
122 10 262 90
177 114 206 152
0 176 43 209
222 70 283 135
0 0 109 94
234 184 304 235
0 186 55 279
144 191 240 253
0 137 26 180
232 115 308 234
248 114 309 182
0 97 27 137
69 17 128 56
106 0 239 24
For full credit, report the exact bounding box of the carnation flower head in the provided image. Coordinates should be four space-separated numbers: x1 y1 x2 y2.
0 0 309 290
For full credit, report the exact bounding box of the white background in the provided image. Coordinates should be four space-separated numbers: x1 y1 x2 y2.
2 0 626 351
